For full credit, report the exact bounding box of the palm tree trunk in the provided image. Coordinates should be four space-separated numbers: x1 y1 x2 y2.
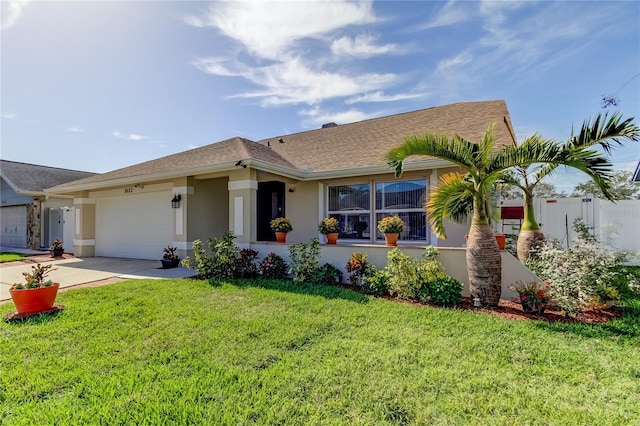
517 192 546 262
466 199 502 308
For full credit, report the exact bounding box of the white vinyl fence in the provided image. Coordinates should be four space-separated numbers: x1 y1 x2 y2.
500 197 640 253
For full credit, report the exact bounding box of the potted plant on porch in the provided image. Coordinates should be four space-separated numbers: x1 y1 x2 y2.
377 216 405 246
9 263 60 315
318 217 340 244
270 217 293 243
161 246 180 269
50 239 64 257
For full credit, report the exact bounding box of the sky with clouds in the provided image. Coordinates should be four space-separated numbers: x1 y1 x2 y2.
1 0 639 194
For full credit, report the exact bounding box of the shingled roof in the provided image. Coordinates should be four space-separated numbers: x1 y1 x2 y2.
256 99 515 172
0 160 96 195
49 100 516 193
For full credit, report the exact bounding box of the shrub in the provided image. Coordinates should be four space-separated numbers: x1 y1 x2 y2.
386 248 421 299
181 232 239 280
359 264 391 296
508 281 552 315
420 276 463 307
311 263 343 285
526 238 636 315
259 252 289 279
345 252 369 286
288 238 321 283
237 248 259 278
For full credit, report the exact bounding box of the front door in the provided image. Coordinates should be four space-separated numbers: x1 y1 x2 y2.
257 181 285 241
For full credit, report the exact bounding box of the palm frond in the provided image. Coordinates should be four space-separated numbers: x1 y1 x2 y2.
385 133 477 177
426 173 474 239
568 112 640 154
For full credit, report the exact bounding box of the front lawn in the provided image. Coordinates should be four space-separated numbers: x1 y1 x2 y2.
0 252 26 263
1 278 639 425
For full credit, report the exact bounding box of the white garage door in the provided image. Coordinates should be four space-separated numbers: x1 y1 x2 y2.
1 205 27 248
96 192 173 259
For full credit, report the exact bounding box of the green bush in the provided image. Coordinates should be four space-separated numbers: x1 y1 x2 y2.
420 276 462 306
311 263 343 285
181 232 239 280
288 238 320 283
345 252 369 286
359 264 391 296
259 252 289 279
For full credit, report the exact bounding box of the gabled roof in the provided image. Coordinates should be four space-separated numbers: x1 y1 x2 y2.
633 158 640 182
256 99 515 172
48 100 516 193
0 160 96 195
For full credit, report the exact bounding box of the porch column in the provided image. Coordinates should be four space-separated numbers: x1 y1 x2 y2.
171 184 194 259
73 197 96 257
228 169 257 245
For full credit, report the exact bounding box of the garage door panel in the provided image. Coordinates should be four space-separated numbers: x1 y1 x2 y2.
1 205 27 248
96 192 172 259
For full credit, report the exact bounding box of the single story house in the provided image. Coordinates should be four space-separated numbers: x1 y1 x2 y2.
0 160 96 250
47 100 516 261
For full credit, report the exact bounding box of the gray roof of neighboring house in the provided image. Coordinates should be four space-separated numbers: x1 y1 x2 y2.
48 100 516 192
633 158 640 181
0 160 96 195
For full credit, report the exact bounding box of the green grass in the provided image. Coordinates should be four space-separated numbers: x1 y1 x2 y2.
1 278 639 425
0 252 26 263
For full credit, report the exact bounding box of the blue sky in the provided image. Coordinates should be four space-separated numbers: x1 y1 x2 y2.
1 0 639 194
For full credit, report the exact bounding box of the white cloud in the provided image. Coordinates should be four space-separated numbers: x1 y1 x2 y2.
434 52 472 74
1 113 17 119
421 0 473 29
299 106 379 128
345 91 426 104
186 0 378 60
1 0 31 30
112 131 147 141
67 126 83 133
331 33 399 58
196 56 396 106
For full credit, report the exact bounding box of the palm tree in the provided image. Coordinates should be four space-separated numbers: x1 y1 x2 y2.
385 124 613 308
505 112 640 261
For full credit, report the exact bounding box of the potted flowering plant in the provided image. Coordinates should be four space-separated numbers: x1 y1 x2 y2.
318 217 340 244
508 281 552 316
377 216 405 246
9 263 60 314
50 239 64 257
270 217 293 243
161 246 180 269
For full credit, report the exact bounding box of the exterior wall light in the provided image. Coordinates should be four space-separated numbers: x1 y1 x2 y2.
171 194 182 209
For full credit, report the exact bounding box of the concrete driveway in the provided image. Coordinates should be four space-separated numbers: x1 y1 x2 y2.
0 256 198 302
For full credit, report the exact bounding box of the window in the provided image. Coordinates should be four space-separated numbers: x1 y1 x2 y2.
327 179 428 243
327 184 371 240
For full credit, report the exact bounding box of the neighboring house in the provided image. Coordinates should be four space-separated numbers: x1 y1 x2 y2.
0 160 96 249
633 158 640 181
47 100 517 260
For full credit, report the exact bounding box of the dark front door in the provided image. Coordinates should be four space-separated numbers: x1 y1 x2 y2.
257 181 285 241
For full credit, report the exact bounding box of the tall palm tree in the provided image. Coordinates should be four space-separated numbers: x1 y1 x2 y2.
505 112 640 261
385 124 613 308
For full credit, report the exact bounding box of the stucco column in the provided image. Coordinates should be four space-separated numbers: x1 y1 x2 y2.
171 183 194 259
228 169 257 244
73 197 96 257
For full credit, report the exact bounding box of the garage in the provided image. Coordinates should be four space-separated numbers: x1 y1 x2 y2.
95 191 173 259
1 205 27 248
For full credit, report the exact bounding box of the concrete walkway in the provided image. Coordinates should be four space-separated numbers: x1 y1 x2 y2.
0 256 198 302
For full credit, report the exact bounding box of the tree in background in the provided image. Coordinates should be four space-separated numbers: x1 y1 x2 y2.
571 170 640 200
500 180 566 200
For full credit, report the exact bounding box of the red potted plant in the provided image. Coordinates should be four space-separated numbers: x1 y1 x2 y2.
9 263 60 314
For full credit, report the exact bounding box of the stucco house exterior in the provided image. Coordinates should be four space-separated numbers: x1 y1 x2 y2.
0 160 96 250
47 100 517 261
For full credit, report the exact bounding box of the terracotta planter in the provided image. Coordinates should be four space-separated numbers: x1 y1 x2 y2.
384 233 399 247
275 232 287 243
325 233 339 244
10 283 60 314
